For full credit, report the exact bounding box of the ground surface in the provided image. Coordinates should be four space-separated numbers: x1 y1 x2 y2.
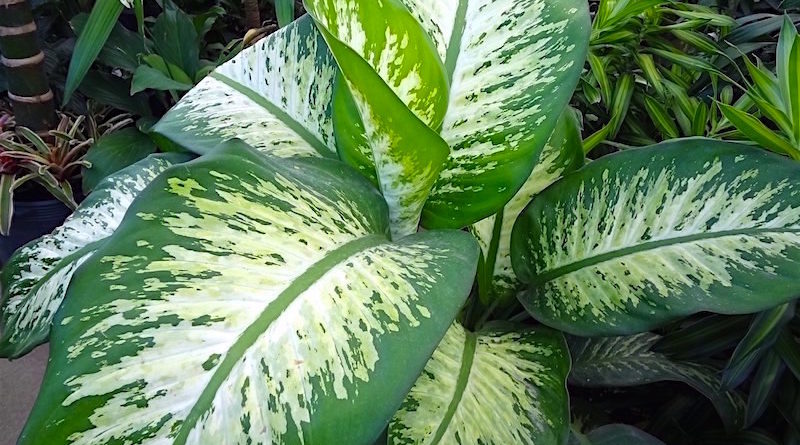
0 345 47 445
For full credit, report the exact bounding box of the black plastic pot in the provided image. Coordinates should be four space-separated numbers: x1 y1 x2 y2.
0 199 71 266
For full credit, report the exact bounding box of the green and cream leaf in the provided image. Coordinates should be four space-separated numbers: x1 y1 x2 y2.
513 139 800 335
153 15 338 158
389 323 570 445
470 110 583 303
307 0 591 230
0 153 189 359
20 142 478 445
568 333 746 430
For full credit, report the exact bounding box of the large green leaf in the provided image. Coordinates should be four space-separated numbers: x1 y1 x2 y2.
513 139 800 336
152 15 339 158
470 110 583 304
21 141 479 444
568 333 746 431
0 154 189 359
389 323 570 445
307 0 590 233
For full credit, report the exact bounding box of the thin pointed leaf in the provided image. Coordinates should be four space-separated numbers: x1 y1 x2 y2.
746 350 785 426
777 16 798 121
568 333 746 431
718 103 800 158
723 302 795 389
0 154 190 358
0 173 14 236
389 323 570 445
275 0 295 27
513 139 800 335
20 141 479 444
153 15 339 158
62 0 124 104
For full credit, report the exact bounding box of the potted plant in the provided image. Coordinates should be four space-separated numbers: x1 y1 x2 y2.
0 112 94 262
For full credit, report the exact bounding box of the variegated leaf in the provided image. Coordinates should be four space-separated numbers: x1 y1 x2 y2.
0 154 188 359
305 2 450 238
152 15 338 158
470 110 583 304
389 323 570 445
308 0 590 232
21 141 479 445
513 139 800 336
568 333 746 430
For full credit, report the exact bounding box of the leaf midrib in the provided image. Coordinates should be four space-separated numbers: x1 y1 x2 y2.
530 226 800 286
429 329 477 445
173 233 387 444
209 71 334 158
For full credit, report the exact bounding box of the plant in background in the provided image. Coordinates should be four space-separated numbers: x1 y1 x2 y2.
3 2 800 445
0 0 56 132
0 113 93 234
578 0 797 153
719 16 800 160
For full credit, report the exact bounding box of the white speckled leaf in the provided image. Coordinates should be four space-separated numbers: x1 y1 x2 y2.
152 15 338 158
0 153 188 359
308 0 590 231
513 139 800 336
470 110 583 304
389 323 570 445
20 141 478 445
568 333 746 430
306 1 450 238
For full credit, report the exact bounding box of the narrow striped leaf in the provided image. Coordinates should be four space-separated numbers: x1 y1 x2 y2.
20 141 479 445
0 154 189 358
153 15 339 159
513 139 800 336
389 323 570 445
568 333 746 430
63 0 124 104
470 110 583 303
746 350 785 426
308 0 591 231
718 103 799 158
275 0 295 27
569 424 666 445
722 302 795 389
653 315 749 360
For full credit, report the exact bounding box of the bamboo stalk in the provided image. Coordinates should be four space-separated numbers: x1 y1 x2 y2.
0 0 56 132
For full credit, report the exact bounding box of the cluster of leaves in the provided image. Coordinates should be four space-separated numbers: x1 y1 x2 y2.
3 1 800 445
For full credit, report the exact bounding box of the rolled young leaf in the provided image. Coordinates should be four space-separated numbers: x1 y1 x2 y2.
153 15 339 158
307 0 591 231
20 141 479 445
568 333 746 431
0 153 190 358
305 1 451 238
389 323 570 445
513 139 800 336
470 109 583 304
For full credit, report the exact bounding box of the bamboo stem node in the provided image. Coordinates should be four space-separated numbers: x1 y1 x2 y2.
8 89 53 104
0 22 36 37
1 51 44 68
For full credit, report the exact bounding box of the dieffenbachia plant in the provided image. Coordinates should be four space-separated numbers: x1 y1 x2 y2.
7 1 800 444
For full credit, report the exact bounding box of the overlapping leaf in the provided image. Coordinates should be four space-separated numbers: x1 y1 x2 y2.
470 110 583 303
389 323 570 445
21 142 478 444
153 15 338 158
513 139 800 335
0 154 188 358
568 333 746 430
306 0 590 234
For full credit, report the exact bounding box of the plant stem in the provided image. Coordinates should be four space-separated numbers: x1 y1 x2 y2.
0 0 56 132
